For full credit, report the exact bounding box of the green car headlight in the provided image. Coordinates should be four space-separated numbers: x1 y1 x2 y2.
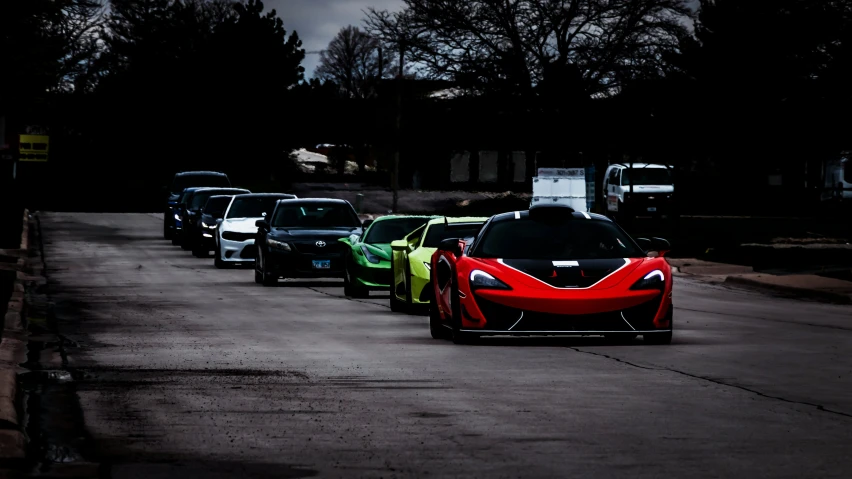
361 245 382 264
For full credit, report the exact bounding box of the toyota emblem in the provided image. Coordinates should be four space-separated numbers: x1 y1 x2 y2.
316 240 326 247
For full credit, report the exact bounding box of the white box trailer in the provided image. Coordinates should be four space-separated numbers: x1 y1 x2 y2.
531 168 587 212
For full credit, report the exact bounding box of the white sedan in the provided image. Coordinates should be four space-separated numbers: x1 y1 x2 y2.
214 193 297 268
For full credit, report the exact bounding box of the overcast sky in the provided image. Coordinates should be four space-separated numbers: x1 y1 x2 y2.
268 0 700 80
265 0 403 79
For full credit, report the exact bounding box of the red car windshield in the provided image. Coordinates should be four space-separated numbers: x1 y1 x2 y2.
471 218 644 260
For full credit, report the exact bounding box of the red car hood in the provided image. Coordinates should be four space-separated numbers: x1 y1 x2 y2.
474 257 643 291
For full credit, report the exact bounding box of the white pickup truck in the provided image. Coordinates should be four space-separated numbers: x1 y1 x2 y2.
602 163 674 219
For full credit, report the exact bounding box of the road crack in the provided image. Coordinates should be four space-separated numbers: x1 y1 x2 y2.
567 347 852 420
305 287 390 309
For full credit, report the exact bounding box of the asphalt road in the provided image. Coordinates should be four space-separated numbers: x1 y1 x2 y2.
37 212 852 478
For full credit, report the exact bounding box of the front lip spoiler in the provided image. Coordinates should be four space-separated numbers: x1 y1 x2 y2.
455 328 671 335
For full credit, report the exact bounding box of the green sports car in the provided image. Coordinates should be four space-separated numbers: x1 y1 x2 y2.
389 216 488 312
340 215 437 297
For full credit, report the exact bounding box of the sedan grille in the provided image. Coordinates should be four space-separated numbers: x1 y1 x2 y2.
222 231 255 242
292 241 346 255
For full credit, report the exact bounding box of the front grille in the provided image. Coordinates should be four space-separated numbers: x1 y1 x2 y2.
222 231 255 242
473 294 663 332
292 241 345 255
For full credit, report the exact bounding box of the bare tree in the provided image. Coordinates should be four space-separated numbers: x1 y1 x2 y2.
365 0 694 100
315 25 395 98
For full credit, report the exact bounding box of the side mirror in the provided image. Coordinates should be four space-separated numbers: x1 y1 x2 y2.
215 218 223 224
651 237 671 257
261 212 267 217
636 237 670 257
362 219 374 229
390 239 409 252
256 220 269 229
438 238 462 256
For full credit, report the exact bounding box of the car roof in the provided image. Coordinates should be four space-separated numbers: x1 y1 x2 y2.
610 163 671 169
175 171 228 177
372 214 440 223
208 194 246 199
190 187 250 194
426 216 489 226
490 208 611 223
233 193 297 199
274 198 349 205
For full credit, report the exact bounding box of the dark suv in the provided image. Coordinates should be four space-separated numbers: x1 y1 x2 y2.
254 199 365 286
164 171 230 239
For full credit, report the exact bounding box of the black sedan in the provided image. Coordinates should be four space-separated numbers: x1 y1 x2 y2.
179 187 251 254
254 199 364 286
194 194 246 257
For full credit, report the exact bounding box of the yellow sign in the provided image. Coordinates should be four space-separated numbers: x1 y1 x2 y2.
19 134 49 162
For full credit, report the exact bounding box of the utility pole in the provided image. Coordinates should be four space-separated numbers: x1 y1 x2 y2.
392 40 404 213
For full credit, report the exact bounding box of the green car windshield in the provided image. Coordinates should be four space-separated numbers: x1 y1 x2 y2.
364 218 431 244
422 223 483 247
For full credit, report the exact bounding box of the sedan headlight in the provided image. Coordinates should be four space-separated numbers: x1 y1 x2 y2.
201 222 216 229
174 213 181 220
630 269 665 290
268 239 291 252
469 270 511 291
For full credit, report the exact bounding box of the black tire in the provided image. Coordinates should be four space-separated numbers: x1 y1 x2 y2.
428 274 448 339
260 251 277 286
254 254 263 284
450 278 477 345
604 333 638 344
404 261 415 314
192 243 209 258
343 258 369 298
389 255 406 312
171 234 181 246
644 330 672 345
214 241 225 269
644 316 673 345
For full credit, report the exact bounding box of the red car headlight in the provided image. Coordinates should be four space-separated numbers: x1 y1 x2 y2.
469 270 511 291
630 269 666 291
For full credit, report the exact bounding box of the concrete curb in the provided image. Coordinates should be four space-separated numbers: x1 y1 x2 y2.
723 276 852 304
0 208 31 460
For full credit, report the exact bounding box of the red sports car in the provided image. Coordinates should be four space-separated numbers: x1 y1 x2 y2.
428 204 673 344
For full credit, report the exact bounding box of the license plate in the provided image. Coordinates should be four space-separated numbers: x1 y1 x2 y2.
312 260 331 269
647 207 657 212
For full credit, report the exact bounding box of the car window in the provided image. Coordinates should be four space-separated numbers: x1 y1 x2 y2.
608 168 619 183
364 218 431 244
621 168 672 186
422 223 483 248
226 196 290 219
191 189 247 209
171 174 230 193
203 196 234 217
472 218 644 260
270 203 360 228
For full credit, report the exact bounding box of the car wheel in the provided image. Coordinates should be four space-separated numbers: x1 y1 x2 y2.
604 333 638 344
644 330 672 345
214 241 225 269
180 232 192 250
428 273 448 339
192 243 208 258
343 258 369 298
389 255 406 312
261 253 277 286
644 316 673 345
450 278 477 345
254 251 263 284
